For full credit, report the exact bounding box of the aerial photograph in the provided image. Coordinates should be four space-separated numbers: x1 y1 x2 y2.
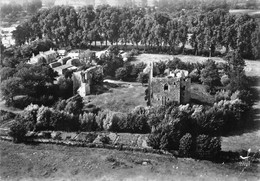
0 0 260 180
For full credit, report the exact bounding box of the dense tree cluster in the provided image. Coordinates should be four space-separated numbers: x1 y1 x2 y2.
0 63 58 108
12 5 259 59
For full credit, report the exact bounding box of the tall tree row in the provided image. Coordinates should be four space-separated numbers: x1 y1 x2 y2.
12 5 259 59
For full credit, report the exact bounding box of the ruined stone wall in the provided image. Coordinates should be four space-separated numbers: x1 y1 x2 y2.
180 77 191 104
151 77 181 105
150 76 191 106
72 65 103 97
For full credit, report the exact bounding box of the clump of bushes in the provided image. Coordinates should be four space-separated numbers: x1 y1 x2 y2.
179 133 193 157
196 135 221 159
99 135 111 144
79 112 98 131
94 108 150 133
9 118 27 143
0 110 16 123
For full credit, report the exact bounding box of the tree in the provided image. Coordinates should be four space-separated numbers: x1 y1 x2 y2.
9 119 27 143
0 67 16 81
92 71 104 85
115 67 127 81
200 59 220 89
57 76 73 99
179 133 193 157
224 51 246 91
137 72 149 85
1 77 22 104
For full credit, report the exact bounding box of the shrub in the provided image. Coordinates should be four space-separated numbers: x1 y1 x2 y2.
9 119 27 143
179 133 193 157
148 121 181 151
95 109 111 130
215 90 231 102
196 135 221 159
115 67 128 81
20 104 39 131
103 111 127 132
92 71 103 85
220 74 230 86
131 105 147 115
64 95 83 115
0 110 16 121
36 106 53 131
79 112 97 131
136 72 148 84
84 133 98 143
55 99 67 111
57 76 73 99
100 135 111 144
189 69 200 83
147 133 162 150
126 113 150 133
200 59 220 89
128 49 140 57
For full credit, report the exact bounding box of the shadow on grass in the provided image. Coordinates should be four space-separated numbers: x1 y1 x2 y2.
222 76 260 137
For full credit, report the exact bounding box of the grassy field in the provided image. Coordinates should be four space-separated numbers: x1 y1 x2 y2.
1 140 259 181
85 83 147 113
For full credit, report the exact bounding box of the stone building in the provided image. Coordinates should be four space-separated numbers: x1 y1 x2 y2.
29 48 58 64
148 66 191 106
72 65 103 97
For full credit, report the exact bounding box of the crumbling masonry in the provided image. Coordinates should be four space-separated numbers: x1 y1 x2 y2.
148 67 191 106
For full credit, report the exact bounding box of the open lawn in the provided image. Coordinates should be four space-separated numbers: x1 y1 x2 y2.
0 140 259 181
85 82 147 113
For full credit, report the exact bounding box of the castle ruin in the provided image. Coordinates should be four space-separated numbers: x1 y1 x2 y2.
148 65 191 106
72 65 103 97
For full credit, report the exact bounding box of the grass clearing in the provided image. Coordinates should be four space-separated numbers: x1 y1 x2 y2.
0 140 259 181
85 83 147 113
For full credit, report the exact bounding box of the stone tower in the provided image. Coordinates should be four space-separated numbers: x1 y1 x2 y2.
148 66 191 106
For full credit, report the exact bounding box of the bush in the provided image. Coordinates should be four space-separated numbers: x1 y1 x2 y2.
179 133 193 157
57 76 73 99
95 109 112 130
36 106 53 131
91 71 103 86
220 74 230 86
136 72 148 84
196 135 221 159
128 49 140 57
189 69 200 83
148 121 181 151
84 133 98 143
215 90 231 102
103 111 128 132
126 113 150 133
64 95 83 115
100 135 111 144
55 99 67 111
0 110 16 121
9 119 27 143
115 67 128 81
200 59 220 89
79 112 97 131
